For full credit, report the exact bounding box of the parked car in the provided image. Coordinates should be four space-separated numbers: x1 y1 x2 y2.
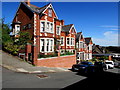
72 61 94 73
114 62 120 68
104 60 114 70
94 61 106 72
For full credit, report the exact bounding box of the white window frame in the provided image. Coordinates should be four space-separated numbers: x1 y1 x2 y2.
66 37 70 46
66 37 75 46
40 20 54 33
15 25 20 35
48 8 52 17
60 37 64 46
40 21 45 32
79 41 83 48
56 25 61 35
40 38 54 53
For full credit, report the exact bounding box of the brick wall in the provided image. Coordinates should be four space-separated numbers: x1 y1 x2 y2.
36 55 76 68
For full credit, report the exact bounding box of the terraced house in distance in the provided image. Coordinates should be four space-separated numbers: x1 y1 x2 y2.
76 32 93 63
11 0 77 68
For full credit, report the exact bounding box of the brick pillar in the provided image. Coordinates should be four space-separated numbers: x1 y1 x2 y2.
25 43 31 61
32 45 38 65
109 55 112 60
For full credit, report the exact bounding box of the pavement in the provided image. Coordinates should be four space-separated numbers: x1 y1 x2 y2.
0 50 70 73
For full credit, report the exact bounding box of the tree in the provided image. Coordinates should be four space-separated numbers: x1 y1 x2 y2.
1 18 13 45
17 31 32 45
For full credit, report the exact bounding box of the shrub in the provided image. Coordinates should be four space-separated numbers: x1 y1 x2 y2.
60 51 74 56
38 53 58 58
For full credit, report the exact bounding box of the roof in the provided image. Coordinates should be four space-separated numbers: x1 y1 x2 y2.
76 32 82 41
22 2 50 14
62 24 73 32
84 37 92 45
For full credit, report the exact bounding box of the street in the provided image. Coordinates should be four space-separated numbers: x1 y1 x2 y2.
2 67 86 89
2 67 120 90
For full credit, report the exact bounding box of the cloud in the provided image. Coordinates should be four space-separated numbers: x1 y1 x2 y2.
100 25 120 28
110 29 120 31
93 31 119 46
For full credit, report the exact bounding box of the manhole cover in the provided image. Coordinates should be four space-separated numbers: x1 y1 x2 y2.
36 74 48 78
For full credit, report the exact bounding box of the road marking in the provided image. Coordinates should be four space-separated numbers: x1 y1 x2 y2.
33 71 42 73
57 67 69 71
17 68 28 72
48 70 55 72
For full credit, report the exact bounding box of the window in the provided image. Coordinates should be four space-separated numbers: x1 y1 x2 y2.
47 22 49 31
15 25 20 35
41 39 45 52
60 37 64 45
50 23 53 32
46 39 49 51
28 23 32 29
80 42 83 48
71 38 74 45
41 22 45 32
48 8 52 17
67 38 70 45
50 39 53 51
56 26 60 35
40 38 54 52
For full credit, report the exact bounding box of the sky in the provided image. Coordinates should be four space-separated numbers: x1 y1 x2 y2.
2 2 119 46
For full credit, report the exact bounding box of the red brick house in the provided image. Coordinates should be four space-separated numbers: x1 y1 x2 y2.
76 32 93 63
60 24 76 54
11 1 76 67
84 37 93 60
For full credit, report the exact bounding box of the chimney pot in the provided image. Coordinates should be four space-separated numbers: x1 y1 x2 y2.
25 0 30 6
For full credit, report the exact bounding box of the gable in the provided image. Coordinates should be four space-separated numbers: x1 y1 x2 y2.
42 3 58 19
12 2 34 23
69 25 76 34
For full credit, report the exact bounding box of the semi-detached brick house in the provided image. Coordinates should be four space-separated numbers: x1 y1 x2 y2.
11 0 77 67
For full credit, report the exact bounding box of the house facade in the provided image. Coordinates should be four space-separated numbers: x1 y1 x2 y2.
11 0 93 66
76 32 93 63
11 1 77 66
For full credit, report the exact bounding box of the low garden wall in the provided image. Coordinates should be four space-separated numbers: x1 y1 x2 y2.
36 55 76 68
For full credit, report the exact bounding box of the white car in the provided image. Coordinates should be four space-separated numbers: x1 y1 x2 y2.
105 60 114 70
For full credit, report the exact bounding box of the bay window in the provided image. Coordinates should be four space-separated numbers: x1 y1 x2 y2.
40 38 54 52
40 21 53 33
66 37 75 46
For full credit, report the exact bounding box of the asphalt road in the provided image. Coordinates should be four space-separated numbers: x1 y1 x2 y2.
2 67 120 90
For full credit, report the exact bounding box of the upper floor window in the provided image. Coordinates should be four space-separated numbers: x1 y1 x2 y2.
50 23 53 32
66 37 75 46
47 22 49 31
40 21 54 33
80 42 83 48
56 26 60 35
71 38 74 45
60 37 64 46
15 25 20 35
48 8 52 17
67 38 70 45
41 22 45 32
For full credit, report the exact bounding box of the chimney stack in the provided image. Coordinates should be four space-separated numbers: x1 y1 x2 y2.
25 0 30 6
61 20 64 26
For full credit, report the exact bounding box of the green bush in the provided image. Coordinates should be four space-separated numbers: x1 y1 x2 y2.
60 51 74 56
38 53 58 58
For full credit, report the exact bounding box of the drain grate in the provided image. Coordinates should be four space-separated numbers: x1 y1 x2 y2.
36 74 48 78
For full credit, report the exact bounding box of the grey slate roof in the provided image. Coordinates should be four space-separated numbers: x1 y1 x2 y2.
84 37 91 45
22 2 50 14
62 24 73 32
76 32 82 42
